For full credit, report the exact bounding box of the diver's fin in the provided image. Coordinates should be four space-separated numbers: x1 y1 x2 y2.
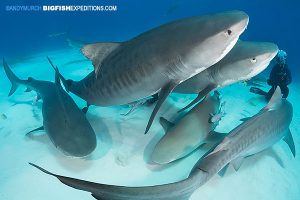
3 58 22 96
249 87 267 96
47 56 72 92
205 131 226 143
159 117 175 132
218 163 229 177
231 157 244 171
178 83 216 113
283 129 295 157
26 126 44 136
24 87 32 92
81 42 121 74
264 86 282 110
240 117 251 122
144 81 179 134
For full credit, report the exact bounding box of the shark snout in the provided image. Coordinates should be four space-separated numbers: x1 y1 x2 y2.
226 11 249 36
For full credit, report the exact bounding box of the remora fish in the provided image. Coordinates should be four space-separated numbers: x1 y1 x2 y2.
151 91 225 164
3 58 97 157
174 40 278 112
29 87 295 200
55 11 249 133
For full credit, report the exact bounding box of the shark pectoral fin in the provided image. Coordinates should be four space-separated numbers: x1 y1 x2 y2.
26 126 44 136
145 81 179 134
283 129 296 157
240 117 251 122
178 83 216 113
81 42 121 74
24 87 32 92
264 86 282 111
205 131 227 143
231 157 244 171
218 163 229 177
159 117 175 132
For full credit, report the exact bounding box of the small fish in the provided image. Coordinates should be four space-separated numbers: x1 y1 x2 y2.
209 101 226 124
1 114 7 120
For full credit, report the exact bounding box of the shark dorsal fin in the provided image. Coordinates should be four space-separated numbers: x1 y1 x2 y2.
264 86 282 110
81 42 121 75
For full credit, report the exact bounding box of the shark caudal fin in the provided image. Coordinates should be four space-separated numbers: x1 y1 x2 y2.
46 56 73 92
3 58 22 96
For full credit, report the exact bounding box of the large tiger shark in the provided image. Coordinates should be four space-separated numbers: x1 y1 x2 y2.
173 40 279 112
29 87 295 200
3 58 97 157
150 41 278 164
55 10 249 134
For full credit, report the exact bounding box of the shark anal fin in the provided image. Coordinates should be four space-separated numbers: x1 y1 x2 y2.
218 163 229 177
178 83 216 113
232 157 244 171
144 81 179 134
283 129 296 157
26 126 44 136
159 117 175 132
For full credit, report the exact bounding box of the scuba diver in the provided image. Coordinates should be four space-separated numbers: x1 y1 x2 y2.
250 50 292 100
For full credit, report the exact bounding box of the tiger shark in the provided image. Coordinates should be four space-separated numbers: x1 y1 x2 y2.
3 58 97 157
174 40 279 112
55 10 249 134
151 91 225 164
29 87 295 200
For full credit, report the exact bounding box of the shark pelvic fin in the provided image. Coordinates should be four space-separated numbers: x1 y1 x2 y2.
264 86 282 110
232 157 244 171
145 81 179 134
218 163 229 177
24 87 32 92
205 131 226 143
178 83 216 113
283 129 296 157
81 42 121 74
159 117 175 132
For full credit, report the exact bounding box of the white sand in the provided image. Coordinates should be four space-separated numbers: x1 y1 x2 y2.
0 49 299 200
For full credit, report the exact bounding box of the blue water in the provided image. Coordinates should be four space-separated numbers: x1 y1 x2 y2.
1 0 300 75
1 1 300 200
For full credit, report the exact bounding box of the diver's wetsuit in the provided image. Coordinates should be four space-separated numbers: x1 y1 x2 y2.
250 63 292 100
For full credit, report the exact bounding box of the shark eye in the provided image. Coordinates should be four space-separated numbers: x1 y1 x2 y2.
251 58 257 63
225 29 232 36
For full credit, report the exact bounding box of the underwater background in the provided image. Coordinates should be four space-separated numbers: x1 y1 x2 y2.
0 0 300 199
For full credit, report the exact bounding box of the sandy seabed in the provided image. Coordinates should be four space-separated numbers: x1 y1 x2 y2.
0 49 299 200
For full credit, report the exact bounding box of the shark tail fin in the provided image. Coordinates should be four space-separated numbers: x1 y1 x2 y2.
3 58 22 96
46 56 73 92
